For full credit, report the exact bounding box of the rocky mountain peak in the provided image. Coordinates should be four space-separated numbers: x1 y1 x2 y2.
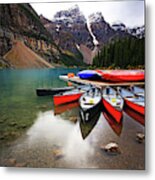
111 21 145 39
89 12 104 23
53 4 86 25
111 22 126 31
127 25 145 39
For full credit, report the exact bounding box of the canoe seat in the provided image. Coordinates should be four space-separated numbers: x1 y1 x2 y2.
84 102 95 105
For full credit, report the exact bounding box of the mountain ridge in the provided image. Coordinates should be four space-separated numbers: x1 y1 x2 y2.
0 3 145 68
40 6 144 64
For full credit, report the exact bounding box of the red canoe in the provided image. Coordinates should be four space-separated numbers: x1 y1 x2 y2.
124 98 145 115
53 90 83 106
96 70 144 82
102 87 124 123
53 86 91 106
119 88 145 115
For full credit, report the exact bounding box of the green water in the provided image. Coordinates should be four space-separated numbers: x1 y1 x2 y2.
0 68 80 142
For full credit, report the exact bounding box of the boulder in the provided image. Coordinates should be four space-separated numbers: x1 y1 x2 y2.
136 133 145 143
101 142 121 155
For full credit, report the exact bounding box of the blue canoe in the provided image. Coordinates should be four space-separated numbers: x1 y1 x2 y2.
77 70 101 80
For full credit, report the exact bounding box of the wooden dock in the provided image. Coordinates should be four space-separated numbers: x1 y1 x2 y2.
59 75 145 87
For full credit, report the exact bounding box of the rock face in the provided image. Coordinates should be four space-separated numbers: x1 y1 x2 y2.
52 5 94 49
0 56 13 68
0 4 60 67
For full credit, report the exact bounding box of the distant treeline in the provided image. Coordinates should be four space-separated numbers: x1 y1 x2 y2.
93 37 145 69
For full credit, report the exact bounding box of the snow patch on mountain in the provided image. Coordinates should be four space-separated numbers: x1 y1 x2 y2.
86 21 99 45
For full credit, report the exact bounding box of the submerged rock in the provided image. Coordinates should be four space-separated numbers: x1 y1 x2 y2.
0 135 5 140
101 142 121 155
20 124 28 129
136 133 145 143
0 119 5 123
52 149 64 160
41 105 48 109
51 145 64 160
69 116 78 123
9 122 17 126
15 162 27 167
6 158 16 166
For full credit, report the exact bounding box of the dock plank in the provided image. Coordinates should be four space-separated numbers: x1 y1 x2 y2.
59 76 145 87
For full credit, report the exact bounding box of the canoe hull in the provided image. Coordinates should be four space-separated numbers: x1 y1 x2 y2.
102 98 123 123
36 87 74 96
124 99 145 115
96 70 144 82
53 93 83 106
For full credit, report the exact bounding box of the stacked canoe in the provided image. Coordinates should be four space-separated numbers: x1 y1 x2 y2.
78 69 144 82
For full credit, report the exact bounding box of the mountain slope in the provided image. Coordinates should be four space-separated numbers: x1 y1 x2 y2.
3 41 53 68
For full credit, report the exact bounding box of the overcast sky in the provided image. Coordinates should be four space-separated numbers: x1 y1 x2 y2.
31 0 144 28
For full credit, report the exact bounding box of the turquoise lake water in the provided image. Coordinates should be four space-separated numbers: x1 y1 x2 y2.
0 68 80 141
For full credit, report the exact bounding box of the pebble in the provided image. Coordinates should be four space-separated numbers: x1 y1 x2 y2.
136 133 145 143
101 142 121 155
